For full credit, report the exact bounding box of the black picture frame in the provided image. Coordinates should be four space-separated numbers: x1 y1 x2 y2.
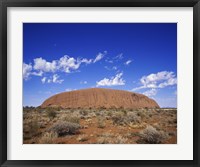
0 0 199 166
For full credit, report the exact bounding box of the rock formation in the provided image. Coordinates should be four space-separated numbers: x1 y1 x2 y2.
41 88 160 109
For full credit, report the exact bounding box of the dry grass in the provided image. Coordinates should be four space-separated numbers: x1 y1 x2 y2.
138 125 168 144
46 108 57 120
76 134 89 142
49 121 81 136
62 114 80 124
23 107 177 144
97 116 106 128
38 132 58 144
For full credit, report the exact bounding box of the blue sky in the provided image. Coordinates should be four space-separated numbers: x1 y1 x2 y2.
23 23 177 107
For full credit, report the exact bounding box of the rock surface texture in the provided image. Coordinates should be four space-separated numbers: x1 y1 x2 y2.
41 88 160 109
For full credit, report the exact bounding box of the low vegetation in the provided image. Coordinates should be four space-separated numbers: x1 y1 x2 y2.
23 107 177 144
49 121 81 136
138 125 168 144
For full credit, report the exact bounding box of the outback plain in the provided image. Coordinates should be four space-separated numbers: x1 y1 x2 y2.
23 88 177 144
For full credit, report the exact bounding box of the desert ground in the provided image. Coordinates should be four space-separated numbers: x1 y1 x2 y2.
23 107 177 144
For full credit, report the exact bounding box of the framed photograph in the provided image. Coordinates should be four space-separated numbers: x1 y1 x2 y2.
0 0 199 166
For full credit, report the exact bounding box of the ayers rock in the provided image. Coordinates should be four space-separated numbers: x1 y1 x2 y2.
41 88 160 109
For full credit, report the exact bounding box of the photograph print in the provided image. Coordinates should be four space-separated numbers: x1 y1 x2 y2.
23 23 177 144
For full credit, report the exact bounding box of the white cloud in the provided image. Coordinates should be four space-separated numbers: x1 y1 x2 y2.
143 89 157 97
52 74 64 84
23 63 32 80
41 77 47 84
47 79 51 83
124 60 132 65
81 58 93 64
93 51 107 63
96 72 125 87
58 55 81 73
132 71 177 91
32 71 43 76
33 57 57 72
41 74 64 84
24 51 107 81
80 81 87 84
33 55 84 74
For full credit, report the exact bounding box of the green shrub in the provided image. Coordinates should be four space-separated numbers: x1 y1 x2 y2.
46 108 57 120
139 125 168 144
97 116 106 128
112 135 128 144
38 132 58 144
23 119 40 139
127 112 141 123
49 121 80 136
63 114 80 124
111 112 141 126
111 112 125 125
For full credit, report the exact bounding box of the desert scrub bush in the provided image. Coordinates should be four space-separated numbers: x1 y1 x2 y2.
127 112 141 123
49 121 80 136
46 108 57 120
107 110 113 117
80 110 88 116
138 125 168 144
96 134 128 144
38 132 58 144
136 110 147 119
112 135 128 144
123 132 140 138
63 114 80 124
111 112 125 125
23 119 40 139
96 137 111 144
97 116 106 128
96 110 107 117
111 112 141 126
121 109 127 115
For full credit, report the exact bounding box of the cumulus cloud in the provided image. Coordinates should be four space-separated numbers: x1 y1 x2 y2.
124 60 132 65
32 71 43 77
23 63 32 80
24 51 107 81
33 57 57 72
58 55 81 73
96 72 125 87
143 89 157 97
132 71 177 91
93 51 107 63
41 74 64 84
